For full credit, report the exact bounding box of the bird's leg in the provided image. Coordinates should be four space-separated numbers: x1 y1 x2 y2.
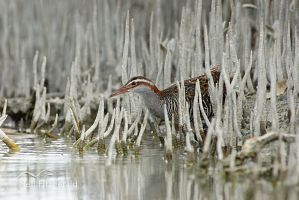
182 125 202 150
170 115 180 149
177 124 188 147
148 114 164 145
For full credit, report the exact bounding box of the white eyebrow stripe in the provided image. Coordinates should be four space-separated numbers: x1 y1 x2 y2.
132 79 154 85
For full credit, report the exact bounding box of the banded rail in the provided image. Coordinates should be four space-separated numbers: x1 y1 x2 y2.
110 66 222 132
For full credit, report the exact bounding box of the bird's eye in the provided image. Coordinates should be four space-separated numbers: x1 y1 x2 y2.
131 82 137 86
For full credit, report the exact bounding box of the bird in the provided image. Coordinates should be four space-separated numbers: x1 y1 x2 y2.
110 66 222 132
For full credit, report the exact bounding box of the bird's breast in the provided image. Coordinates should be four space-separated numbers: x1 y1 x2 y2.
139 92 164 119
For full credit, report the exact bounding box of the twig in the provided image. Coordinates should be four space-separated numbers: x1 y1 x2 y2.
224 131 296 166
0 100 20 151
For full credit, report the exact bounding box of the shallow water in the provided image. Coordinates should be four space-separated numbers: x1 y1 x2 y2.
0 135 185 200
0 134 299 200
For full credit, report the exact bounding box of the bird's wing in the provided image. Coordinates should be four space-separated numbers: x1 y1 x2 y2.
162 65 221 98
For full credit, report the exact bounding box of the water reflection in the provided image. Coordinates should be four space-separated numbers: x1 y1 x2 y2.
0 136 298 200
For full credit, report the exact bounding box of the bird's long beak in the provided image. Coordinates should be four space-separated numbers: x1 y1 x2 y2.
110 86 129 97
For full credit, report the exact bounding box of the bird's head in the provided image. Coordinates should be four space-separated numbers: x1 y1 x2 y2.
110 76 161 97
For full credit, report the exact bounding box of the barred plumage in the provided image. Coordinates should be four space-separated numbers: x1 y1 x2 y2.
161 66 220 124
163 84 215 126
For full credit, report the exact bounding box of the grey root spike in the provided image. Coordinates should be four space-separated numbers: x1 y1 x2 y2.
110 66 223 130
